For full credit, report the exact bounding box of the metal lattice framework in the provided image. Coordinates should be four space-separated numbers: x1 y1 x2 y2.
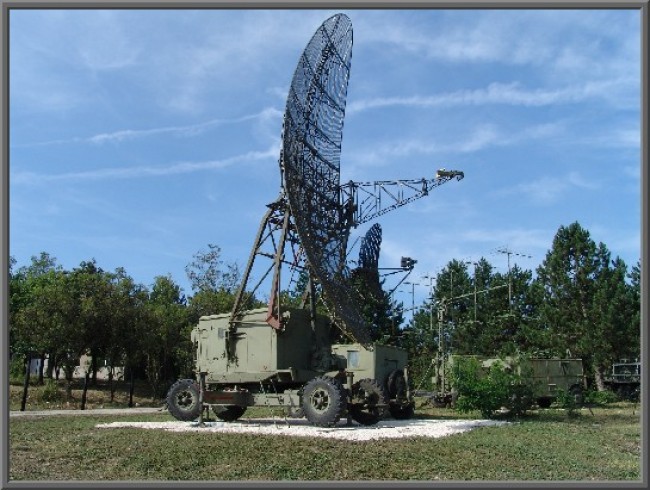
340 169 464 226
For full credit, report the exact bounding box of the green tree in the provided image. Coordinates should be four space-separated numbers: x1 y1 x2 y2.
431 260 472 355
102 268 149 401
185 243 244 322
399 306 438 391
627 260 641 357
144 275 191 399
185 243 240 293
588 253 638 388
476 264 543 357
533 222 638 389
349 266 403 344
187 288 238 323
72 260 115 386
11 253 65 385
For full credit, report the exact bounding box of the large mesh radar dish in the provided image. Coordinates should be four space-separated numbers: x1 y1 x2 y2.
282 14 370 344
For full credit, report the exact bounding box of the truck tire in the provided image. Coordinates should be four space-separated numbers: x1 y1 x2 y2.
167 379 202 421
350 378 388 426
386 369 408 400
385 369 415 419
212 405 247 422
389 402 415 420
301 376 346 427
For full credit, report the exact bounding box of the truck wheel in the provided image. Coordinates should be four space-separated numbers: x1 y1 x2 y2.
350 378 388 426
302 376 346 427
386 369 414 419
167 379 202 421
386 369 408 400
212 405 247 422
389 402 415 420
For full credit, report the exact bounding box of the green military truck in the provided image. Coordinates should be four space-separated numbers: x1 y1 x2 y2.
604 359 641 401
430 354 585 409
166 307 414 427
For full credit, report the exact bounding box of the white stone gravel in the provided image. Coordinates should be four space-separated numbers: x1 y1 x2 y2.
96 417 509 441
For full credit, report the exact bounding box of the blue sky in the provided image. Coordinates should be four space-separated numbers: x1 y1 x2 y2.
9 8 642 310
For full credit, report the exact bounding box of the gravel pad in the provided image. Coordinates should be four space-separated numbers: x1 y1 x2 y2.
96 417 509 441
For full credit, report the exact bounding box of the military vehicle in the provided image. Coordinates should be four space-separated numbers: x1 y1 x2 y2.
166 14 463 427
430 354 584 409
604 359 641 401
167 308 413 427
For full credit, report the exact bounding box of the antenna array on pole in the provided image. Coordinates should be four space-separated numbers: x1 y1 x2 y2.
495 247 532 311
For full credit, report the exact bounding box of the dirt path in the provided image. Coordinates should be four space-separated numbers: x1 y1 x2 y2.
10 407 165 418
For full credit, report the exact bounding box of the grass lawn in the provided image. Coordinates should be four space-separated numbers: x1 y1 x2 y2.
8 394 642 482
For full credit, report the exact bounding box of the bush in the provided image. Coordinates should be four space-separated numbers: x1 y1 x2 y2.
452 357 535 419
9 356 26 385
39 379 63 403
584 389 619 406
507 382 536 417
555 388 580 417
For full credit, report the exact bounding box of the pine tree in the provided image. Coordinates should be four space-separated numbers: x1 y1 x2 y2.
533 222 639 389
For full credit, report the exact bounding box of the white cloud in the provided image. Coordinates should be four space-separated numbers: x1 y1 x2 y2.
74 11 141 71
11 144 280 185
610 129 641 149
495 171 600 205
361 10 638 73
345 122 563 171
460 228 553 252
347 79 635 115
150 11 329 114
16 107 283 147
623 165 641 180
10 10 145 114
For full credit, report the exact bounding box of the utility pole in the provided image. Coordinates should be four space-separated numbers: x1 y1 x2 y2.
422 275 435 336
422 274 439 388
472 262 478 323
404 281 419 318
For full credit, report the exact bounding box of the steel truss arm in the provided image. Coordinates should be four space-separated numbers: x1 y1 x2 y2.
340 169 464 226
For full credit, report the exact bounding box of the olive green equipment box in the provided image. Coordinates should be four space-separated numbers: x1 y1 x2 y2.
431 354 584 408
166 307 414 426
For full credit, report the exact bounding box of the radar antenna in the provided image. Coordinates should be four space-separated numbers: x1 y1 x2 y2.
228 14 464 351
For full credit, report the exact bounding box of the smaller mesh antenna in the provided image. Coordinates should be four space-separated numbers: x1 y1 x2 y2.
358 223 382 271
